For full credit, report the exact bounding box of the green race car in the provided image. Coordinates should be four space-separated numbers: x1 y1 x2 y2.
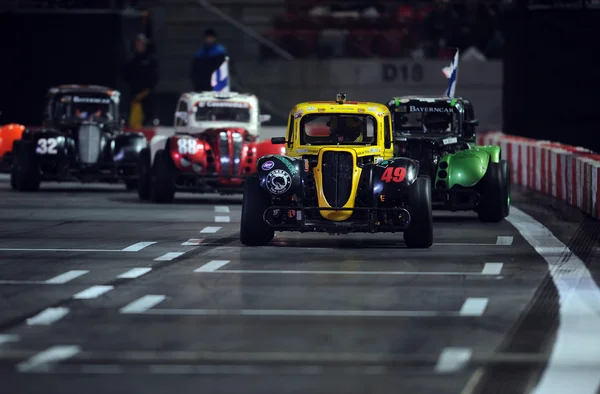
385 96 510 222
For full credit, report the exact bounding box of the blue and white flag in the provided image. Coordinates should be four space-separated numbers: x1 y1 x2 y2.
211 56 230 92
442 50 459 98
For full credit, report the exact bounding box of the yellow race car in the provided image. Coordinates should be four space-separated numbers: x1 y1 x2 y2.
240 94 433 248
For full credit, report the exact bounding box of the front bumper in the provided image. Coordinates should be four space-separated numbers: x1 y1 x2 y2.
263 206 411 234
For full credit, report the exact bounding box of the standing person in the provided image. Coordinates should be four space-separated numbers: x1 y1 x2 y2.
190 28 227 91
123 33 159 128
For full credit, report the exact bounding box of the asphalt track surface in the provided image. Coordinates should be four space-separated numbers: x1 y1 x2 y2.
0 177 599 393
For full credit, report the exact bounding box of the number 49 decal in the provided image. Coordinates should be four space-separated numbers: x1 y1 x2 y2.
381 167 406 183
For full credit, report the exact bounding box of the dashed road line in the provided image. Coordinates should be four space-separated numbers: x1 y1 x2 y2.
211 268 502 276
459 298 488 316
0 334 18 345
496 236 514 245
214 206 230 213
181 238 203 246
17 345 80 373
214 216 231 223
0 248 124 252
154 252 185 261
120 295 166 314
72 285 114 299
45 270 88 284
26 307 69 326
121 242 157 252
200 226 221 233
481 263 503 275
117 268 152 279
435 347 472 373
194 260 230 272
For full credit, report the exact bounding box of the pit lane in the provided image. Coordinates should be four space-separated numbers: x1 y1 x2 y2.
0 172 597 393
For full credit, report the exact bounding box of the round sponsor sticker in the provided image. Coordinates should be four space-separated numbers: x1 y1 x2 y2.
266 169 292 195
261 160 275 171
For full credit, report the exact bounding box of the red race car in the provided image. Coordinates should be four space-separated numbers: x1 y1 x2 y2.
137 91 284 203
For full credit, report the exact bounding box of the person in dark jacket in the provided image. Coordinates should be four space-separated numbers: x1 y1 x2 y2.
123 33 159 127
190 28 227 92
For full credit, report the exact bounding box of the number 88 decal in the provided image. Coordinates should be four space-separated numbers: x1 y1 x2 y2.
177 138 198 155
380 166 406 183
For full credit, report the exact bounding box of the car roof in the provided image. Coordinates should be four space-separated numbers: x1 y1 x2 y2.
181 91 257 101
291 101 389 117
49 84 117 95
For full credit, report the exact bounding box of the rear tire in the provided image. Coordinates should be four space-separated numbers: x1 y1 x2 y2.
137 148 151 200
500 159 510 217
150 149 175 203
404 175 433 248
477 161 507 223
240 175 274 246
10 140 40 192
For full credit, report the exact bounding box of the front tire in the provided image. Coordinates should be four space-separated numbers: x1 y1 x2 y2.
149 149 176 203
240 175 274 246
477 161 508 223
10 140 40 192
404 175 433 248
137 148 151 200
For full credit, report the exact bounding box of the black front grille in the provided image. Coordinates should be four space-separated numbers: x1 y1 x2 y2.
232 132 242 174
321 151 353 208
218 131 230 175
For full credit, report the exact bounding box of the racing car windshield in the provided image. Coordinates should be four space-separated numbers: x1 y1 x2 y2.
195 101 250 122
300 114 376 146
53 94 116 122
392 103 460 135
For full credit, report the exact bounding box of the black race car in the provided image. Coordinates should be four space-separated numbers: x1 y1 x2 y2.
11 85 147 191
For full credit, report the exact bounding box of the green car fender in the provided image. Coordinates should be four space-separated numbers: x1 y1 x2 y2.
435 145 501 189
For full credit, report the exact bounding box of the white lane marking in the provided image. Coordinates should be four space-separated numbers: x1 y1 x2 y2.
508 207 600 394
434 348 472 373
481 263 503 275
17 345 80 373
117 268 152 279
26 307 69 326
154 252 185 261
200 226 221 233
120 295 166 314
214 206 230 213
194 260 231 272
496 236 514 245
459 298 488 316
214 269 495 276
182 238 203 246
0 248 123 252
45 270 88 284
214 216 231 223
72 285 114 299
121 242 157 252
0 334 18 345
143 309 462 317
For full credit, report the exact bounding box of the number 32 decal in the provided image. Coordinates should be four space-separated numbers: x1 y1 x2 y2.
381 167 406 183
37 138 58 154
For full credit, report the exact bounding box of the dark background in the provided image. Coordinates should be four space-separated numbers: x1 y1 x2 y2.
0 11 144 126
503 6 600 152
2 7 600 152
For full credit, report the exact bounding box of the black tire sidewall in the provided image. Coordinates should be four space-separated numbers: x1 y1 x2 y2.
240 175 274 246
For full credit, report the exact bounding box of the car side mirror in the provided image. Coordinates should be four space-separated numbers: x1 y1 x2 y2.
259 114 271 123
271 137 286 144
